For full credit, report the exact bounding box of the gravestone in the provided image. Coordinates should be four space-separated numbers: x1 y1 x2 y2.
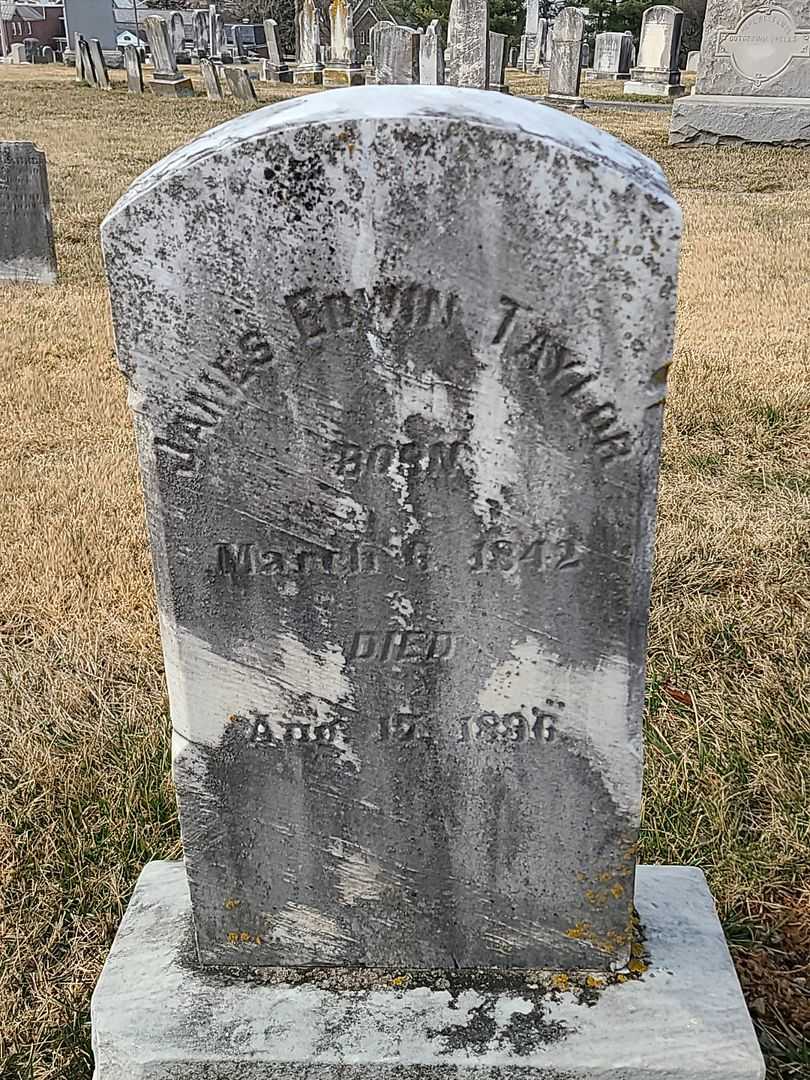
124 43 144 92
545 6 584 106
294 0 324 84
624 29 637 66
508 45 518 66
488 30 508 91
192 8 209 57
324 0 363 86
171 11 189 63
625 5 684 97
419 19 444 84
581 40 590 67
88 38 110 88
209 5 225 60
531 19 548 71
77 36 97 85
519 0 539 70
685 49 700 73
93 86 763 1080
200 55 224 98
446 0 488 87
223 63 257 100
74 32 85 79
144 15 194 96
671 0 810 144
9 41 28 62
372 22 419 83
41 45 54 62
261 18 292 82
232 24 246 59
593 31 632 78
0 142 57 285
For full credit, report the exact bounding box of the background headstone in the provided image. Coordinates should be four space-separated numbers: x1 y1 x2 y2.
624 5 684 97
101 85 681 973
124 43 144 92
200 56 224 98
88 38 110 89
209 5 225 60
223 64 257 100
192 8 209 57
324 0 363 85
144 15 194 95
593 31 631 78
0 142 57 285
9 42 27 63
372 22 420 83
261 18 292 81
446 0 489 87
419 19 444 84
685 49 700 73
545 6 584 105
77 36 96 85
531 19 548 71
171 12 189 62
294 0 324 83
41 44 54 62
488 30 508 91
671 0 810 144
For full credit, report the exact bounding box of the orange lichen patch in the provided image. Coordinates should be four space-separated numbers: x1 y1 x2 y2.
611 883 625 899
627 959 648 975
226 930 262 945
564 923 590 941
550 974 570 991
223 897 241 910
585 974 606 989
390 975 410 988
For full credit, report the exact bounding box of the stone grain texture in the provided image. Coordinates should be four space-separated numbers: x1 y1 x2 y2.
670 92 810 144
91 861 765 1080
0 141 57 284
101 87 680 972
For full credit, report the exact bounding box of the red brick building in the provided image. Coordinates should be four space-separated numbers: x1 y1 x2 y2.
0 2 65 56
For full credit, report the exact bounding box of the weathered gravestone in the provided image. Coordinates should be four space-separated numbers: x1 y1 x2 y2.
261 18 292 82
0 142 57 285
685 48 700 73
419 19 445 84
88 38 111 88
624 5 684 98
208 4 225 60
92 87 764 1080
124 44 144 93
592 31 632 78
171 11 189 62
200 55 224 98
324 0 363 86
531 19 548 71
488 30 508 91
294 0 324 83
223 63 258 100
372 22 420 83
192 8 209 57
41 44 54 62
519 0 539 70
144 14 194 96
671 0 810 144
9 42 27 62
545 6 585 106
77 37 97 86
446 0 488 87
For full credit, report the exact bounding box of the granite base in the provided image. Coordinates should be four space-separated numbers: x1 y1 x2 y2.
91 862 764 1080
150 76 194 97
670 94 810 146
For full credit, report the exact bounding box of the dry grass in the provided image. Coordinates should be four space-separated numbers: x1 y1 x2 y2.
0 64 808 1080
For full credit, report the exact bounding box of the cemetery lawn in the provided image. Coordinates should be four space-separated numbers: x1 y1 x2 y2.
0 64 808 1080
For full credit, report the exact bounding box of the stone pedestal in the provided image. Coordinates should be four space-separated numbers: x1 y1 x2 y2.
260 60 293 83
625 71 685 97
293 63 324 84
323 62 364 86
543 92 586 110
150 74 195 96
670 94 810 145
92 862 764 1080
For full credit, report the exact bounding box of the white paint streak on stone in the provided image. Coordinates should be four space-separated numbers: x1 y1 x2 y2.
467 345 521 527
162 617 357 757
476 635 640 816
269 902 357 961
327 840 387 905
